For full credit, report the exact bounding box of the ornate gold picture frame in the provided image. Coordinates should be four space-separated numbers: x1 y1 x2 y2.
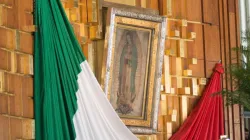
102 8 166 134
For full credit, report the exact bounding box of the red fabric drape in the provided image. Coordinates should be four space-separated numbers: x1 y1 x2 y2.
170 63 225 140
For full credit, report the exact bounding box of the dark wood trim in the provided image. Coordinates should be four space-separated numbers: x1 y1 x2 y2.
201 0 206 78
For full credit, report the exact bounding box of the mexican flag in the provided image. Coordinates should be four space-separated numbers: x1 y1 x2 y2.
34 0 137 139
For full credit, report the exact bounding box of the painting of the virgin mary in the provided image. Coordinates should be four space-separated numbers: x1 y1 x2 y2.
116 32 138 114
110 25 151 119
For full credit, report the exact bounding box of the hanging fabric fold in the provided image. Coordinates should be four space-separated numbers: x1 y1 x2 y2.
34 0 137 139
170 63 225 140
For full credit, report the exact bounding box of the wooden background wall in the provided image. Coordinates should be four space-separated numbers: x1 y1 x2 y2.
0 0 245 140
0 0 34 139
218 0 245 139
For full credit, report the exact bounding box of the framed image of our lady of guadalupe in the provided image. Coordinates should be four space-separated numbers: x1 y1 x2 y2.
102 7 167 134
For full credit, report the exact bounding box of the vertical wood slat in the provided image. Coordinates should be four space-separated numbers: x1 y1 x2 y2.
232 0 242 139
228 3 241 139
228 0 243 139
201 0 206 79
222 0 234 138
218 0 229 137
233 104 241 140
228 8 237 140
234 0 245 138
240 107 245 140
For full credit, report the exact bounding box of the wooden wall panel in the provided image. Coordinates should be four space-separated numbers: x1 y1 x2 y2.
186 0 202 22
0 49 11 71
0 115 9 140
0 27 16 50
172 0 186 19
19 0 33 12
229 13 237 63
0 0 35 139
94 40 104 83
204 25 221 62
172 96 180 133
188 60 205 77
146 0 158 11
205 61 217 78
0 0 14 7
229 13 237 48
19 32 34 54
10 118 22 139
203 0 219 25
228 0 236 13
0 94 8 114
187 97 199 115
186 24 204 59
229 106 234 139
224 99 230 137
234 123 242 140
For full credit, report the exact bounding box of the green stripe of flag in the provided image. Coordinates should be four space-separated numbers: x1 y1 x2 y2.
34 0 86 139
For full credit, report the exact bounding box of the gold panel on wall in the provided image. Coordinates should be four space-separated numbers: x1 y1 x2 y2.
87 0 98 22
